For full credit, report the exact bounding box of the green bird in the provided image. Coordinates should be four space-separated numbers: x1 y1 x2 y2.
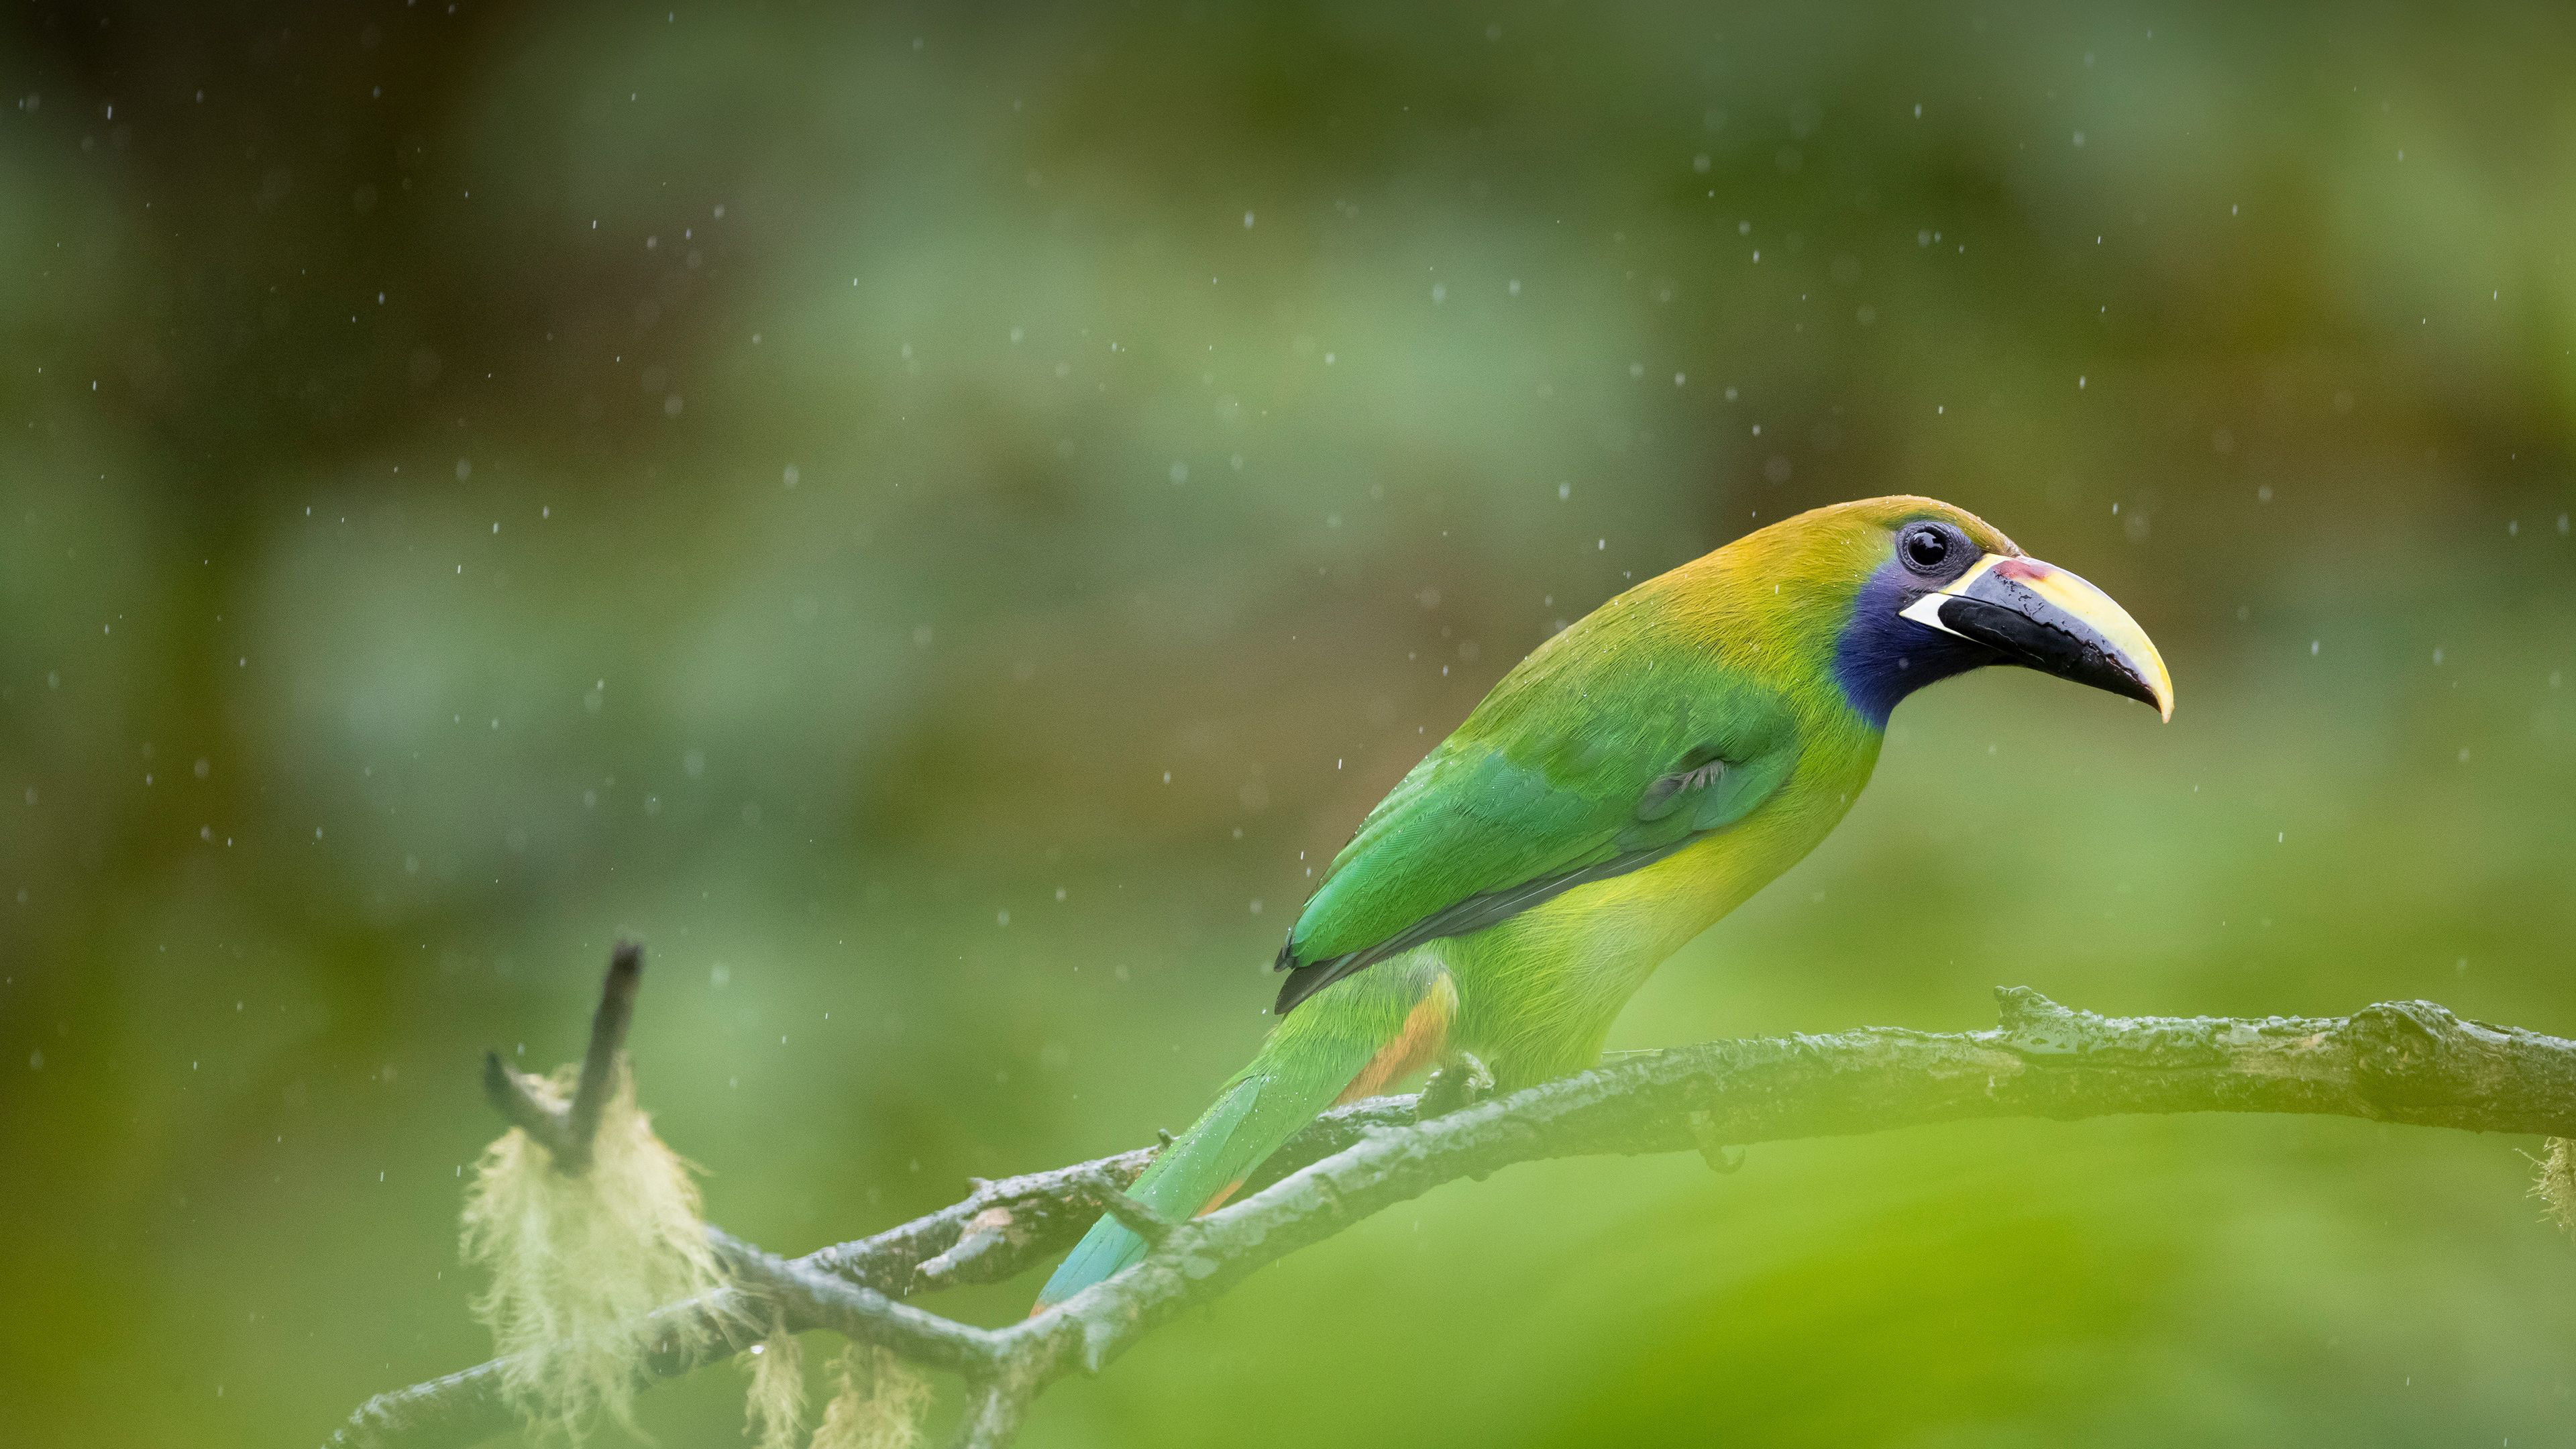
1035 494 2171 1309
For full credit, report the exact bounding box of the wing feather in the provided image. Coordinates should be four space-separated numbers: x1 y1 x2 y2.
1275 689 1796 1013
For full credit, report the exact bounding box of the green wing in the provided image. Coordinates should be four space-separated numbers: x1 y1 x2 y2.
1274 678 1799 1013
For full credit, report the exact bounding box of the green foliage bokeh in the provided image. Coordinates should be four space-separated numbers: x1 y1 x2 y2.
2 1 2574 1444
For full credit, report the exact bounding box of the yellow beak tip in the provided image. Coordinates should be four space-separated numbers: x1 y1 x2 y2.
2144 661 2176 722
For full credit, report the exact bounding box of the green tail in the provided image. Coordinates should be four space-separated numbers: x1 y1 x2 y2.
1032 958 1448 1309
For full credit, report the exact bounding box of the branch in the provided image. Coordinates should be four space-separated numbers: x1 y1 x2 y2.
475 941 642 1173
708 1228 996 1373
328 1098 1411 1449
561 941 643 1173
1078 1170 1178 1244
331 989 2576 1449
1024 991 2576 1391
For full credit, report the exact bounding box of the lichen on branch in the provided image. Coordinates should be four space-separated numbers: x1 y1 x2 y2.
458 1061 731 1442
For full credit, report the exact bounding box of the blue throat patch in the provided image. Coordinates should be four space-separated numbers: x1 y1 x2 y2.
1831 562 1994 729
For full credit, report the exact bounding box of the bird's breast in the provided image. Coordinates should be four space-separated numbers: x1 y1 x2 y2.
1504 753 1871 998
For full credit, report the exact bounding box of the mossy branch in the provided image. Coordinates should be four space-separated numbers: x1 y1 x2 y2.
476 941 643 1175
331 977 2576 1449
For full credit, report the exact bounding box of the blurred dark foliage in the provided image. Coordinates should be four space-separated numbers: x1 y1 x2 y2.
2 2 2574 1444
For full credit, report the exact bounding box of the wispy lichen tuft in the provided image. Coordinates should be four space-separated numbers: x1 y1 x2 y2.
2533 1136 2576 1235
460 1060 728 1442
743 1322 808 1449
810 1343 931 1449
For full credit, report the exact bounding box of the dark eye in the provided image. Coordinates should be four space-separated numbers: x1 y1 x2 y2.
1901 525 1953 574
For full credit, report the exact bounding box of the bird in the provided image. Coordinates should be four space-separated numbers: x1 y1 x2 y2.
1034 494 2171 1310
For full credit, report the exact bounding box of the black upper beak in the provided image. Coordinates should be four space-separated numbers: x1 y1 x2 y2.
1901 554 2174 719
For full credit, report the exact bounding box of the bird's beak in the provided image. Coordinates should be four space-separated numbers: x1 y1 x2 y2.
1899 553 2174 720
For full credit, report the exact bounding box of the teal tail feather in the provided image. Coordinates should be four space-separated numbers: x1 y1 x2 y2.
1035 1073 1269 1309
1032 959 1452 1311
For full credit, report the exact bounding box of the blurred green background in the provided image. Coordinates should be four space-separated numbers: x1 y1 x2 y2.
4 1 2575 1444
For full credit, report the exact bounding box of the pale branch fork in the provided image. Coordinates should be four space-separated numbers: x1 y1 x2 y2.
329 951 2576 1449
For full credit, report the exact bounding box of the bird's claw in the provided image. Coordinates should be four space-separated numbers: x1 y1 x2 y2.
1416 1051 1497 1120
1688 1108 1746 1173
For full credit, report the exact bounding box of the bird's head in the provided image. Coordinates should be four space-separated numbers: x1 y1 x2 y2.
1744 496 2171 729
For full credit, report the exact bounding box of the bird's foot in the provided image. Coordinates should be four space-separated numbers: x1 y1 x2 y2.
1688 1108 1746 1174
1416 1051 1497 1120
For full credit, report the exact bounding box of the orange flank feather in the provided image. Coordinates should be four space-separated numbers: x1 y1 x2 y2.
1334 971 1457 1105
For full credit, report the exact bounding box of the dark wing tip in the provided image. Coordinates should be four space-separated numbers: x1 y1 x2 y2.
1273 958 1348 1016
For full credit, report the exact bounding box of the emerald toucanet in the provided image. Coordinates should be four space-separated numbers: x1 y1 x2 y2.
1036 495 2172 1309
